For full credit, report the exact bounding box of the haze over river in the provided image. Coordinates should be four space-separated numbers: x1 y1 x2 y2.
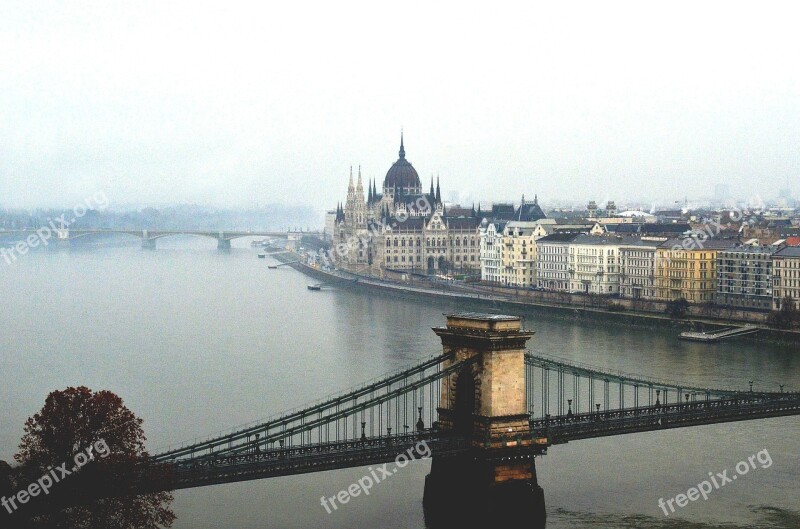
1 238 798 528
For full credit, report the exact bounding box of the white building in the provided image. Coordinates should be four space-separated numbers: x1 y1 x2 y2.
324 210 337 242
619 237 663 299
567 235 623 294
479 220 506 283
536 233 579 290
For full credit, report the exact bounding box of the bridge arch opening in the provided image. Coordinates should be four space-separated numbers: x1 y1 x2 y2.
453 367 477 436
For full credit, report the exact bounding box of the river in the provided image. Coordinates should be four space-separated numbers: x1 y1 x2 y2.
1 238 798 528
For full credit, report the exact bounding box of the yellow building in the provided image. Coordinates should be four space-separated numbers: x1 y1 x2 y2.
500 221 549 287
655 238 735 302
773 246 800 310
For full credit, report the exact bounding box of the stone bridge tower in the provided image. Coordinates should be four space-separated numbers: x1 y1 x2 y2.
424 312 546 527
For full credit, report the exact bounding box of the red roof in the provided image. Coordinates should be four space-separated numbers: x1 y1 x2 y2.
787 236 800 247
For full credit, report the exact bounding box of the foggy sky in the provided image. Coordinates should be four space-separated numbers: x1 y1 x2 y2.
1 1 798 212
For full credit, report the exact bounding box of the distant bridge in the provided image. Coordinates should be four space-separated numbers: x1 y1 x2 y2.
0 229 322 250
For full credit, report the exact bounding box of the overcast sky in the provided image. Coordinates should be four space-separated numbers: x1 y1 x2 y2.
1 1 798 211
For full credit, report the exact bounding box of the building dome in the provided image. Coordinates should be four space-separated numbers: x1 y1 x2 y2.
383 134 421 192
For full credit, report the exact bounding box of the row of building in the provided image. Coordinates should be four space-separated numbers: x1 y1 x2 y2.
328 136 800 312
480 223 800 311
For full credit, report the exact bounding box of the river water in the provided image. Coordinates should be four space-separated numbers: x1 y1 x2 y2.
1 238 798 528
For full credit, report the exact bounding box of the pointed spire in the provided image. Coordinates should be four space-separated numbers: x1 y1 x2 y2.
435 176 441 204
368 178 373 203
430 176 435 197
348 166 354 189
357 165 362 188
373 179 377 198
399 129 405 159
534 194 538 205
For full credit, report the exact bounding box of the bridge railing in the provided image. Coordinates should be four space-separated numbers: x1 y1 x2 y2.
161 431 472 490
524 351 795 422
154 353 479 464
531 393 800 443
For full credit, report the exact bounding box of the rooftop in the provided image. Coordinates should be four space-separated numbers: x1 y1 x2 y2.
658 238 738 250
774 246 800 258
718 244 785 255
537 232 581 243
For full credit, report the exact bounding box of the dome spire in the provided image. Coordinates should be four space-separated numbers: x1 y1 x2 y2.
399 129 405 159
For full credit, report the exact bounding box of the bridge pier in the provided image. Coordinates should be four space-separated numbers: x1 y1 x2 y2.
423 313 546 527
217 238 231 251
142 238 156 250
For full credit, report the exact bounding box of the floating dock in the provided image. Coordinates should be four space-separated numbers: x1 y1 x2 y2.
679 325 759 342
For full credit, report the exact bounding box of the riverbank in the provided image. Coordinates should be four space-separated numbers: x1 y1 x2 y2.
278 257 800 346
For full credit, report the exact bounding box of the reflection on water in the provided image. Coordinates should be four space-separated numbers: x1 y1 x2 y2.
0 239 798 528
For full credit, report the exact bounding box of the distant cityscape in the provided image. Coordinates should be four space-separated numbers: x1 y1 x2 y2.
327 136 800 320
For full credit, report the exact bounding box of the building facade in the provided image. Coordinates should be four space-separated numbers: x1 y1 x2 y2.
333 135 480 275
324 210 337 242
536 233 579 290
500 220 547 287
655 238 735 302
715 245 781 310
772 246 800 310
619 238 663 299
567 235 623 295
479 220 506 283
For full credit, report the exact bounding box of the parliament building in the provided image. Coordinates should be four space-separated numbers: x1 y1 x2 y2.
333 135 482 275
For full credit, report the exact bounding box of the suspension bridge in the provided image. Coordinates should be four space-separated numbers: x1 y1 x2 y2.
148 313 799 524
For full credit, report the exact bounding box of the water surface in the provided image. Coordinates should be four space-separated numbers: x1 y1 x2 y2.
1 239 797 528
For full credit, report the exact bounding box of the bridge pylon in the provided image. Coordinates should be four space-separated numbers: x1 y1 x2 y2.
423 313 545 527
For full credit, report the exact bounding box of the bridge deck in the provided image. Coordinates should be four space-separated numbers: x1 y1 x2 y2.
164 432 473 490
532 394 800 444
